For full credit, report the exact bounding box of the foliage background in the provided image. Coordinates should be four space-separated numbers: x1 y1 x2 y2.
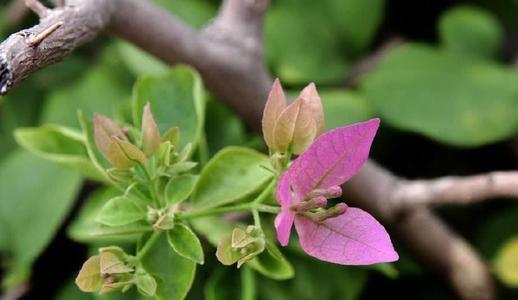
0 0 518 299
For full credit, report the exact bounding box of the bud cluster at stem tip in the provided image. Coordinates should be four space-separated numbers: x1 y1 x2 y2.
216 225 266 268
262 79 325 156
93 102 187 177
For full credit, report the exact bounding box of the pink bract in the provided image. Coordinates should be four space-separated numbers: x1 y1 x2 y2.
274 118 399 265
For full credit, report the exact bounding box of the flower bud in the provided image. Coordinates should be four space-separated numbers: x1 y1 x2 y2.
307 186 342 200
141 103 161 157
300 83 325 136
261 80 326 155
93 114 127 157
106 137 146 169
75 252 134 295
216 226 265 268
312 203 348 223
262 79 287 149
152 207 175 230
99 247 133 275
290 196 327 213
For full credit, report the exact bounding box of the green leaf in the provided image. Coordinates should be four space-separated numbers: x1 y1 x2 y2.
258 255 368 300
493 236 518 287
439 6 503 60
204 268 240 300
140 233 196 300
0 82 42 157
116 41 169 76
265 0 347 84
15 125 104 180
361 43 518 146
136 270 158 297
190 216 234 246
204 100 246 155
191 146 271 209
165 174 197 205
318 90 375 130
132 66 206 149
247 241 294 280
68 188 151 243
96 196 146 226
166 161 198 175
265 0 384 84
328 0 385 54
0 151 81 287
167 223 204 264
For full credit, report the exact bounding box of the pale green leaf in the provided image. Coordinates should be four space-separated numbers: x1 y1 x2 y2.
361 43 518 146
15 125 104 180
191 147 271 209
140 233 196 300
132 66 206 149
167 223 204 264
165 175 197 205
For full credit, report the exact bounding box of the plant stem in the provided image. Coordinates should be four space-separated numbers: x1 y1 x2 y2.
253 180 276 204
252 209 261 229
178 203 280 220
136 230 161 260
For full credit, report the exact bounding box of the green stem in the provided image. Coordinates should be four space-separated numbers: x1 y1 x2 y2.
136 231 161 260
252 209 261 229
139 163 162 207
256 204 281 214
253 180 276 204
178 204 280 220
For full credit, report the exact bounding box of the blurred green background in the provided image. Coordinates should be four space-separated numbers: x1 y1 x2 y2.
0 0 518 299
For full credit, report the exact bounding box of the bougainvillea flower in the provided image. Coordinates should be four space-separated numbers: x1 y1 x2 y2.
262 79 325 154
275 118 399 265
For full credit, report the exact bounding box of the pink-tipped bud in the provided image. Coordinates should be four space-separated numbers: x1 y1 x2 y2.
307 186 343 200
290 196 327 213
312 203 348 223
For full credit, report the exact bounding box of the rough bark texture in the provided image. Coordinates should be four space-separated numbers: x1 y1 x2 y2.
1 0 511 299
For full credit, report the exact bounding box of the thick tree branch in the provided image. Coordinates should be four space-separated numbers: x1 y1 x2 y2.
0 0 501 299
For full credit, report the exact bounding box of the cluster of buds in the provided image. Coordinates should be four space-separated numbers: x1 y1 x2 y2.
75 247 156 296
94 103 191 182
262 79 325 156
216 225 266 268
147 206 175 230
290 185 347 223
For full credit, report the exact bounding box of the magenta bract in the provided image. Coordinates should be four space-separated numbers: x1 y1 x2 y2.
274 118 399 265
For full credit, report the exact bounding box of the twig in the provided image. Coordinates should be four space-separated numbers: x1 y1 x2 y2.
27 21 63 46
24 0 49 18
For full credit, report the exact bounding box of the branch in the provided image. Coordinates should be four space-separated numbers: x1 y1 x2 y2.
392 171 518 208
0 0 114 94
0 0 497 299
